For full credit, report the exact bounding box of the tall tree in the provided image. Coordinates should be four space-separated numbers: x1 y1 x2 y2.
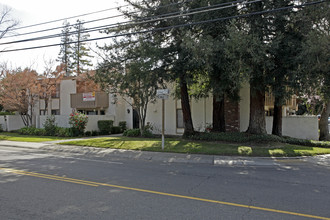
104 0 198 136
57 21 73 76
71 19 93 74
267 0 304 136
0 68 38 126
298 1 330 141
187 0 241 132
96 37 166 133
225 1 269 134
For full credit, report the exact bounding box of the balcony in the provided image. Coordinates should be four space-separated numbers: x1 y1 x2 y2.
70 92 109 109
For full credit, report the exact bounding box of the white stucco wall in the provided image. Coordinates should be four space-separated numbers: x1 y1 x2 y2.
266 116 319 140
38 115 115 131
0 115 26 131
239 82 250 132
60 79 76 115
143 96 212 136
0 116 5 131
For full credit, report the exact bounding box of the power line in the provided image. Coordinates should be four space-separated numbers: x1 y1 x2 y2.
11 4 129 31
6 0 196 37
0 0 325 53
1 0 255 46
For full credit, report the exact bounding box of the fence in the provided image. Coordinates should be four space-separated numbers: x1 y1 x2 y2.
265 116 318 140
0 115 26 131
37 115 116 131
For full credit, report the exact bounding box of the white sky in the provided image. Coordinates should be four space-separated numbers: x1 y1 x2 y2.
0 0 126 73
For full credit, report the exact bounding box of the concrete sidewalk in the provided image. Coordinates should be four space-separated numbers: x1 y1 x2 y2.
1 140 329 167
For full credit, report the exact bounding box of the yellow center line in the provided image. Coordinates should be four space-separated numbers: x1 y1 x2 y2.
1 167 329 220
1 168 99 187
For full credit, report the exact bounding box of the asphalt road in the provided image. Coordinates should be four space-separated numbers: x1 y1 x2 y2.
1 144 330 220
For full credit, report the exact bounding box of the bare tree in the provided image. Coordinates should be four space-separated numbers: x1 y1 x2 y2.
37 59 64 115
0 6 19 39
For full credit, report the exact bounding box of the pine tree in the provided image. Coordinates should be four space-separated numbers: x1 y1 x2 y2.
71 20 93 75
57 21 73 76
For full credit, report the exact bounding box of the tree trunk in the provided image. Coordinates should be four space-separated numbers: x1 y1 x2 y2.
246 86 266 134
319 100 330 141
180 76 194 137
272 96 283 136
212 94 225 132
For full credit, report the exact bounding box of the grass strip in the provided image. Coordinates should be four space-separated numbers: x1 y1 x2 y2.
60 136 330 157
0 132 73 142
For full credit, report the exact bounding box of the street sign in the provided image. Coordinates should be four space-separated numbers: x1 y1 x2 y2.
156 94 169 99
156 89 169 95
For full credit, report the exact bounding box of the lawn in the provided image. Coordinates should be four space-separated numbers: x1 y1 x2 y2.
0 132 73 142
60 136 330 157
2 132 330 157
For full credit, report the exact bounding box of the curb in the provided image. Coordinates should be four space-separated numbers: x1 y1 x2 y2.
1 140 329 167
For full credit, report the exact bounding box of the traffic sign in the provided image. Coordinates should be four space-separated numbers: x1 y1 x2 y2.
156 89 169 95
156 94 169 99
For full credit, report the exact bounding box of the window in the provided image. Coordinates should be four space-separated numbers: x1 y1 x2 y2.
51 109 60 115
51 84 60 98
87 111 98 115
40 110 45 115
176 109 184 128
100 110 105 115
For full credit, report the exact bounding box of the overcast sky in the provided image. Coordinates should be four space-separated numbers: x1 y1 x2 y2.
0 0 126 73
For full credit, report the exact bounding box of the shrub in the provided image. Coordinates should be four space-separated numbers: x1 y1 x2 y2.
69 112 88 136
0 112 15 116
111 126 122 134
141 122 153 137
118 121 127 132
141 129 153 138
91 130 99 136
187 132 330 148
43 115 57 136
85 131 92 136
56 127 72 137
97 120 113 135
18 127 46 136
123 128 140 137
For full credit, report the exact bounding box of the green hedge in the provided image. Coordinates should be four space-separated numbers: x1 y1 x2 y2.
118 121 127 132
123 129 141 137
111 126 122 134
97 120 114 135
0 112 15 116
188 132 330 148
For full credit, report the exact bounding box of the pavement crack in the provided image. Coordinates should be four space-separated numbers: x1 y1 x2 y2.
187 175 213 194
241 196 253 220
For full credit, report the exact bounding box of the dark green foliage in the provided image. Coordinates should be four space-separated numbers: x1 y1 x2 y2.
43 115 57 136
110 126 122 134
188 132 330 148
91 130 99 136
57 21 73 75
71 19 93 74
18 127 47 136
118 121 127 132
141 129 153 138
123 129 141 137
85 131 92 136
55 127 72 137
97 120 114 135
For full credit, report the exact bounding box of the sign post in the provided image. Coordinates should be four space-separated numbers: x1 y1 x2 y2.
162 99 165 150
156 89 169 150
